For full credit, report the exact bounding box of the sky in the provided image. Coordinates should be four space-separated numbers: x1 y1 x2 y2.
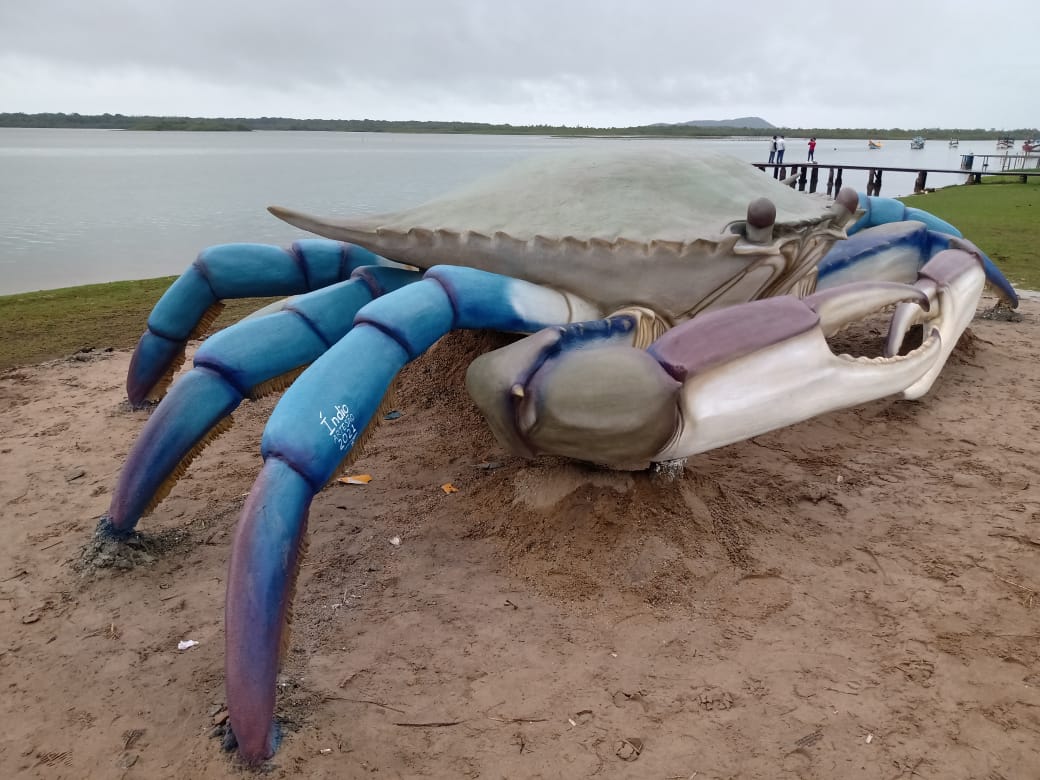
1 0 1036 130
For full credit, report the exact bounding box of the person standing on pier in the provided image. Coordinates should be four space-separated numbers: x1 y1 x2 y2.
807 137 817 161
775 135 786 164
768 135 777 163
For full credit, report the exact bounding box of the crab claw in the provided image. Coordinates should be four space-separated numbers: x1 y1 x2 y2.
649 250 985 459
647 298 933 459
876 247 988 398
466 317 681 468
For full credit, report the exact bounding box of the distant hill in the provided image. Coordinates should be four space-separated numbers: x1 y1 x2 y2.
671 117 776 129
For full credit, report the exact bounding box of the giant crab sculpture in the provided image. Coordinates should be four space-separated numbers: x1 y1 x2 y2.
97 148 1017 764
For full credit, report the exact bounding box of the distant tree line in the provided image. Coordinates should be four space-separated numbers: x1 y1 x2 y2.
0 113 253 132
0 112 1035 140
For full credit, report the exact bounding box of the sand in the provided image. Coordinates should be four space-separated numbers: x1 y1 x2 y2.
1 295 1038 779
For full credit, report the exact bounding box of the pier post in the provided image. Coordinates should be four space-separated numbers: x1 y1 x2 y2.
809 165 819 194
866 168 884 196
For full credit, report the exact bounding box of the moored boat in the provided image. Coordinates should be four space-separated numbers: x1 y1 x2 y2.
868 139 882 149
910 136 925 150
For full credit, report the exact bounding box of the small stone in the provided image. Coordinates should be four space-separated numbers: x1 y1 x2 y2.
951 472 986 489
614 737 643 761
116 753 138 769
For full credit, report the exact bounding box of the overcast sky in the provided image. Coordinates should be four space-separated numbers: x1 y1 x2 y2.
1 1 1035 130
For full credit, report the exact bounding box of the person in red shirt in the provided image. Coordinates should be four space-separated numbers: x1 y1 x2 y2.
807 137 817 161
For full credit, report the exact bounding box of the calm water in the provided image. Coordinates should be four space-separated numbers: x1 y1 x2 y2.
0 128 998 295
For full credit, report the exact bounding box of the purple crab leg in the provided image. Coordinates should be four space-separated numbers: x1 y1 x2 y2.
844 195 1017 306
127 239 396 407
100 265 419 537
223 266 601 764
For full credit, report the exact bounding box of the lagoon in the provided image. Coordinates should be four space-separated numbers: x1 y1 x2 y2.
0 128 994 296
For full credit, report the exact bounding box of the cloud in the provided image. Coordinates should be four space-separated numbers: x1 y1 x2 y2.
1 0 1036 128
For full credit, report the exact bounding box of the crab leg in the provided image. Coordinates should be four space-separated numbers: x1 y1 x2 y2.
100 265 419 536
223 266 601 764
820 216 1018 307
849 193 963 237
126 240 398 407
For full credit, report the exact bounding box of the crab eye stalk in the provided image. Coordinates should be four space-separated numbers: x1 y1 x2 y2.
744 197 776 244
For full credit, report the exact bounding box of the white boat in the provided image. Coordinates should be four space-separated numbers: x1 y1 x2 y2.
948 139 959 147
910 136 925 150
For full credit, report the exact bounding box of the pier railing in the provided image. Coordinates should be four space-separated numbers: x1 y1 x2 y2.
755 158 1040 198
965 152 1039 172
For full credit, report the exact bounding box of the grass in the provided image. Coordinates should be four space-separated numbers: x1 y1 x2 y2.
0 177 1036 371
0 278 278 371
900 176 1040 289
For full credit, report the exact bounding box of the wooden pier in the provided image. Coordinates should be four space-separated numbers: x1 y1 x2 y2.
755 158 1040 198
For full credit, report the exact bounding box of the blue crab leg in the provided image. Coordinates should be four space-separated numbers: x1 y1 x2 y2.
821 211 1018 307
848 193 962 236
126 239 397 407
100 265 419 536
223 266 601 764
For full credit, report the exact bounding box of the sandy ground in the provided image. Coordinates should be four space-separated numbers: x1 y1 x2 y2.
1 296 1038 780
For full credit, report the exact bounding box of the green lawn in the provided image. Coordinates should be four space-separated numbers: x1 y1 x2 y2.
0 278 278 371
0 178 1036 371
900 177 1039 290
